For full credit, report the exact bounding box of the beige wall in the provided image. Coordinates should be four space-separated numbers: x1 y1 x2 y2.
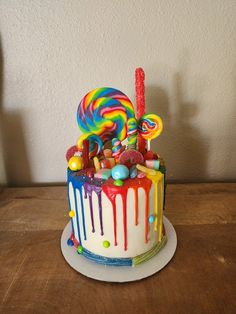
0 0 235 185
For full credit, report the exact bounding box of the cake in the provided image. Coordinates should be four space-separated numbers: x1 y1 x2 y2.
66 68 167 266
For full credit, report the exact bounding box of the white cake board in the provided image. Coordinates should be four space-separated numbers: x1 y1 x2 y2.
61 216 177 283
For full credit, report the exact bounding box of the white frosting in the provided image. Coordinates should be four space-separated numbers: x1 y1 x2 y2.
69 181 163 258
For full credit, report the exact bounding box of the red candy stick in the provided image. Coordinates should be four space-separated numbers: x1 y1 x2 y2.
135 68 146 153
82 139 89 169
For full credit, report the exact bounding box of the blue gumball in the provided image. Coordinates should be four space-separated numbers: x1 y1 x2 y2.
111 165 129 180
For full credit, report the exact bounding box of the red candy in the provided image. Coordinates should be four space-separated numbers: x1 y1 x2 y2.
82 139 89 169
143 150 154 161
66 145 78 162
100 159 112 169
119 149 144 168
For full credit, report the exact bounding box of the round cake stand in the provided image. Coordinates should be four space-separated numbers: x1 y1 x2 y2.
61 216 177 283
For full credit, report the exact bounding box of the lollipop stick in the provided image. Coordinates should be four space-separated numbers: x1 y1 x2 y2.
147 140 151 152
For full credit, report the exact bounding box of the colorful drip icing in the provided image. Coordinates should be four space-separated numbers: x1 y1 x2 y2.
68 168 106 244
103 177 152 250
67 232 167 267
68 165 166 250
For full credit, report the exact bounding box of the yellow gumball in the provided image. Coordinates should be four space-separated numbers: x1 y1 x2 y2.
69 210 75 217
68 156 83 171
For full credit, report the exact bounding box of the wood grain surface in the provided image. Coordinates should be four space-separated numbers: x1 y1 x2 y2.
0 183 235 314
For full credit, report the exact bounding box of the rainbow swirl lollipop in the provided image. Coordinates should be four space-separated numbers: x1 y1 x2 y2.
138 113 163 140
77 88 135 144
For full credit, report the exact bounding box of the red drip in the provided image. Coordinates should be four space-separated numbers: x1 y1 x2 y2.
112 202 118 246
102 177 152 250
121 192 128 251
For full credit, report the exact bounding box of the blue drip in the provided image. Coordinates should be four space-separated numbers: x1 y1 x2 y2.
68 169 89 243
67 181 74 235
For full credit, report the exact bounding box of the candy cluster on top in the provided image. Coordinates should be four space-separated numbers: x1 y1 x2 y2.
66 68 164 186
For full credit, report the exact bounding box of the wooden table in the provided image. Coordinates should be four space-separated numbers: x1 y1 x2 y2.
0 183 235 314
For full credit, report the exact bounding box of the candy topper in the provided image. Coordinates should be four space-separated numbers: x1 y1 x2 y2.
67 68 163 166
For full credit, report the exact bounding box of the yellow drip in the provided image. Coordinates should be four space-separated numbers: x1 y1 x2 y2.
158 176 164 241
147 171 164 239
154 182 158 231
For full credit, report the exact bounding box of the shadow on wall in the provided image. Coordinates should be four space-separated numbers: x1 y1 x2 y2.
147 73 208 183
0 38 32 186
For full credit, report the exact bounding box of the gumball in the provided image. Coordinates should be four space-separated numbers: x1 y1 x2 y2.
67 239 74 246
69 210 75 218
103 240 110 248
148 215 155 224
114 179 124 186
68 156 83 171
77 246 83 254
111 165 129 180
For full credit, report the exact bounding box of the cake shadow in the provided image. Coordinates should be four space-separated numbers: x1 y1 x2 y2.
0 37 32 186
146 74 208 183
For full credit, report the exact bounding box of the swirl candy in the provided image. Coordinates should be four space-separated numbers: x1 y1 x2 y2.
138 113 163 140
77 133 103 158
112 138 124 158
127 118 138 149
77 88 135 144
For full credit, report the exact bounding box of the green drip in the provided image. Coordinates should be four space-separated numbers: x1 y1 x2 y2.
132 236 167 266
